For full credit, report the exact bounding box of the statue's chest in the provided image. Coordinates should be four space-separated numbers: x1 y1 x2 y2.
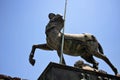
46 30 61 50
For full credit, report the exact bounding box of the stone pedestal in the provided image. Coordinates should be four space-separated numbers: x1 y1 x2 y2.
38 62 120 80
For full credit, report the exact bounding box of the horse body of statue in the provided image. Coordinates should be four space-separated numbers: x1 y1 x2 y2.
29 13 118 75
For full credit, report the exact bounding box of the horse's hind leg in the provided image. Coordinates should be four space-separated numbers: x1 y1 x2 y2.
94 51 118 75
81 54 99 69
81 47 99 69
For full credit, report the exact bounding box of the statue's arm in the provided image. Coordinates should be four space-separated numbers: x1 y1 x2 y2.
50 14 63 22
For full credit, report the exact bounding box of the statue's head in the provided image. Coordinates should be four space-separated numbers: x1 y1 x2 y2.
46 13 64 33
48 13 55 19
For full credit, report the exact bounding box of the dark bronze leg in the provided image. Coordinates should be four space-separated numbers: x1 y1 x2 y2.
94 51 118 75
29 44 53 66
81 55 99 69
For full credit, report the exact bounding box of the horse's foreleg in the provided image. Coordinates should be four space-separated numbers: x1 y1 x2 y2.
94 51 118 75
29 44 53 66
29 44 37 66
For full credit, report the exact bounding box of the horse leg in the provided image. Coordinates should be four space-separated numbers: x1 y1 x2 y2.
57 50 66 65
80 46 99 69
94 51 118 75
81 54 99 69
29 44 53 66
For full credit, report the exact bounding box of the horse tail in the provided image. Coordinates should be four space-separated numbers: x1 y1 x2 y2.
98 43 104 54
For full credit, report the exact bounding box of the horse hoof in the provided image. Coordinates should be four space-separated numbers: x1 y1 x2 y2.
114 68 118 75
29 58 35 66
31 59 35 66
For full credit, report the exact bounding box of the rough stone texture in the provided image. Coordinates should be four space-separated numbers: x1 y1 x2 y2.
38 62 120 80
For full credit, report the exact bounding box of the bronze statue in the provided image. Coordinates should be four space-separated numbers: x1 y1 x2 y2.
29 13 118 75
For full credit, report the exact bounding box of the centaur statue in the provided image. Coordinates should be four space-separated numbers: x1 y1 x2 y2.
29 13 118 75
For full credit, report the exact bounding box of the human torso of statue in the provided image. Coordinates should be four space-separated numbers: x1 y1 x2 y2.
45 14 64 50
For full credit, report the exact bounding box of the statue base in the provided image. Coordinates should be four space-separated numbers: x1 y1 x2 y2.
38 62 120 80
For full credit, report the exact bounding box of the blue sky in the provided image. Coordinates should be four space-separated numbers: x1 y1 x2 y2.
0 0 120 79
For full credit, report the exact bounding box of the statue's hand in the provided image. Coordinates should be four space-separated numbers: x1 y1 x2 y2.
29 53 35 66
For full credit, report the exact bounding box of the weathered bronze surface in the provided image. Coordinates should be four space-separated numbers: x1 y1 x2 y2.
29 13 118 75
